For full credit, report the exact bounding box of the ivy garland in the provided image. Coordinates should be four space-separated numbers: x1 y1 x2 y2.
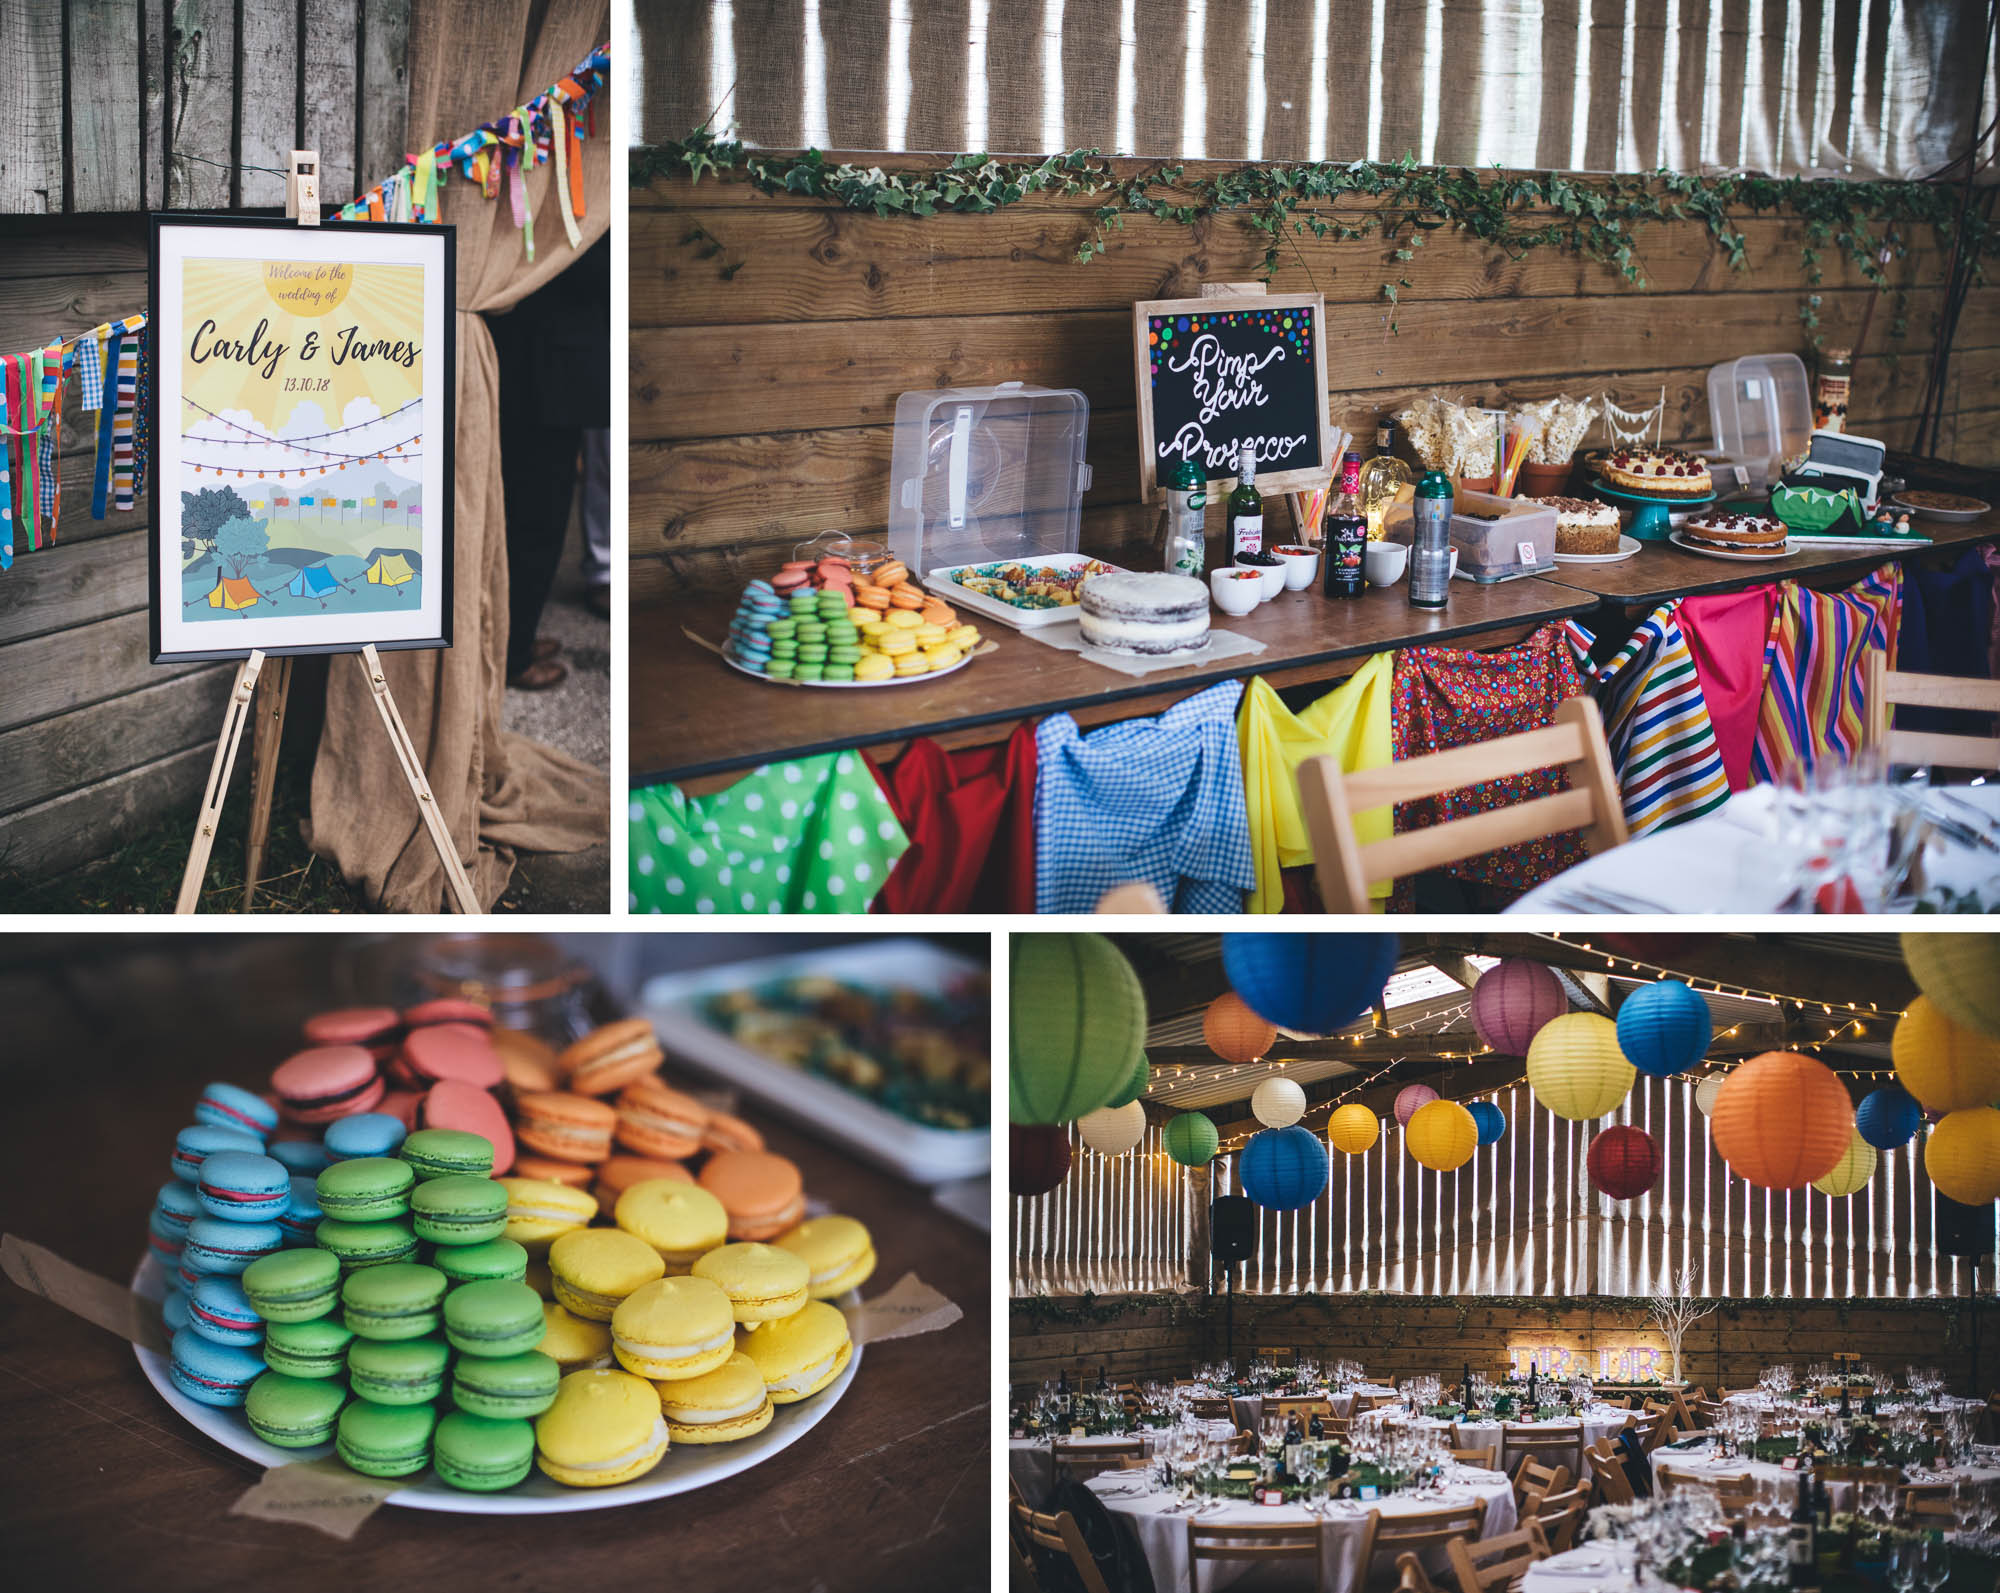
635 130 1993 338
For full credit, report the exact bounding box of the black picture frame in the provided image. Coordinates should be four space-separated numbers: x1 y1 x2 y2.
148 213 455 664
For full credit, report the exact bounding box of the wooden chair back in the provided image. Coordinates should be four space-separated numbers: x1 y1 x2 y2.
1016 1502 1112 1593
1230 1427 1261 1456
1371 1500 1487 1559
1597 1394 1632 1409
1587 1443 1635 1506
1354 1392 1401 1413
1395 1551 1443 1593
1524 1485 1590 1551
1271 1398 1335 1426
1507 1436 1580 1494
1446 1520 1551 1593
1052 1438 1144 1483
1445 1426 1498 1470
1658 1465 1756 1520
1299 695 1629 911
1188 1397 1232 1421
1866 654 2000 771
1187 1517 1325 1591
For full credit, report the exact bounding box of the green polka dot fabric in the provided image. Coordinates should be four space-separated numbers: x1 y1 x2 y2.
629 752 910 914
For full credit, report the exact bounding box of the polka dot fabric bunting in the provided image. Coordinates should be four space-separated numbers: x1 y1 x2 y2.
628 753 909 914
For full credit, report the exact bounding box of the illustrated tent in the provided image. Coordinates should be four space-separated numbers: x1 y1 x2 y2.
366 552 415 586
289 565 339 598
206 576 260 611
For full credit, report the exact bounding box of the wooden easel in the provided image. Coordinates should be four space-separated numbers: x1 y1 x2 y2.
174 152 479 915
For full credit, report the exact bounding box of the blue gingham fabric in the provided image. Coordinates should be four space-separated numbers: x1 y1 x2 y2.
74 332 103 411
1034 678 1255 913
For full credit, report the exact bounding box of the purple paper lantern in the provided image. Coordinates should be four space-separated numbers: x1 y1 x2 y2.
1471 960 1569 1055
1394 1084 1438 1127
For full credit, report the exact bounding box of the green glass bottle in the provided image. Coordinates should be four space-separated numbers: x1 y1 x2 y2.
1227 448 1264 557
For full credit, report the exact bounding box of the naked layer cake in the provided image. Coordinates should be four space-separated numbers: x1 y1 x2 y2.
1601 448 1713 497
1534 496 1624 555
1680 509 1788 553
1077 571 1211 656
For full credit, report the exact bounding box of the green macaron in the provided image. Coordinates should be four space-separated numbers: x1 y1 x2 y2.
245 1371 349 1448
347 1336 450 1405
335 1398 437 1479
261 1316 356 1379
442 1279 546 1358
342 1261 447 1340
450 1349 560 1420
316 1216 418 1271
431 1237 529 1286
400 1129 495 1182
411 1175 510 1246
239 1248 340 1323
432 1412 536 1493
315 1156 416 1222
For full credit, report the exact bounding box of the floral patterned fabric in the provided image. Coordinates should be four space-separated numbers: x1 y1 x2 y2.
1389 623 1590 897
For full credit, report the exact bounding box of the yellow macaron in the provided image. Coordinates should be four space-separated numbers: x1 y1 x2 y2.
735 1299 854 1404
884 608 923 630
773 1214 877 1300
690 1241 810 1325
853 654 894 682
614 1180 729 1272
540 1301 616 1374
534 1368 669 1487
611 1275 738 1381
656 1351 774 1445
876 633 916 656
547 1228 667 1322
497 1178 597 1253
946 626 981 649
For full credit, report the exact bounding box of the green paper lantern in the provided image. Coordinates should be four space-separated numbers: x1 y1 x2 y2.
1105 1050 1152 1110
1164 1112 1219 1167
1009 934 1148 1125
1902 933 2000 1040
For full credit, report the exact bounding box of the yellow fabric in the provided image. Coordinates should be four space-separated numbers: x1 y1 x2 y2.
1236 656 1395 914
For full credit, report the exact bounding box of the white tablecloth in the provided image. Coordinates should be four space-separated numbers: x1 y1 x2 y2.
1653 1440 2000 1514
1010 1427 1233 1506
1086 1468 1517 1593
1521 1541 1640 1593
1429 1411 1630 1475
1509 783 2000 913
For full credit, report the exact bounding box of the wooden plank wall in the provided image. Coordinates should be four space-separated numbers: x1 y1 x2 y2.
633 157 1999 603
1007 1295 1987 1397
0 0 409 214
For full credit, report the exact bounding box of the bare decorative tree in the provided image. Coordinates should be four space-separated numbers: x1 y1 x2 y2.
1645 1263 1716 1384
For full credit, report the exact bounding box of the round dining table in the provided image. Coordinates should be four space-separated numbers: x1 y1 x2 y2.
1406 1407 1631 1476
1009 1423 1236 1505
1084 1465 1517 1593
1653 1437 2000 1515
1184 1383 1403 1433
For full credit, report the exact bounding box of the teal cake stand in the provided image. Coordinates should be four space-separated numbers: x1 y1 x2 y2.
1592 483 1718 542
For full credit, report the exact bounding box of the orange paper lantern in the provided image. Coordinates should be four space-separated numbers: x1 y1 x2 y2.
1710 1051 1854 1189
1203 992 1276 1064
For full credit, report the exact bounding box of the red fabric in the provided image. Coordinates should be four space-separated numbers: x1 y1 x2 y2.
1389 623 1591 896
868 724 1037 914
1678 585 1779 791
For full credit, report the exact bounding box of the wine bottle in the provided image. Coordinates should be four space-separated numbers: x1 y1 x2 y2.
1227 448 1264 557
1789 1458 1819 1589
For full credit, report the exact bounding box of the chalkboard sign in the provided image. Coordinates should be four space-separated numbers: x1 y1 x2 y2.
1132 291 1329 499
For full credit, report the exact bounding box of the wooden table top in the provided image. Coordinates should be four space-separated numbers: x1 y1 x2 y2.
633 548 1599 784
0 936 988 1592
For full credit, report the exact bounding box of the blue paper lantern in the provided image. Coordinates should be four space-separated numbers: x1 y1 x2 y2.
1221 933 1399 1036
1468 1101 1507 1146
1855 1084 1923 1150
1238 1125 1329 1210
1615 981 1712 1078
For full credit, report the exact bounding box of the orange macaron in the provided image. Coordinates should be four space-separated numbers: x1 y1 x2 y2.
613 1076 710 1161
514 1092 618 1164
513 1155 595 1189
698 1150 805 1242
559 1019 664 1097
701 1111 765 1156
493 1029 564 1095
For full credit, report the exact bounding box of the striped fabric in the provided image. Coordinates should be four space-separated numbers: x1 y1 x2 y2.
132 322 150 496
35 340 62 538
1751 565 1902 784
111 333 138 511
0 366 11 570
1564 603 1730 837
91 326 121 519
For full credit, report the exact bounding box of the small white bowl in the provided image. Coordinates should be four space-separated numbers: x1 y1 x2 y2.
1233 555 1288 601
1363 540 1409 586
1271 544 1320 590
1210 567 1266 616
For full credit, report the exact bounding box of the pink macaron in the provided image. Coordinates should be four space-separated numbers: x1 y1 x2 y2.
303 1007 403 1063
400 1023 505 1091
418 1079 516 1175
403 997 494 1030
378 1090 426 1131
269 1045 384 1124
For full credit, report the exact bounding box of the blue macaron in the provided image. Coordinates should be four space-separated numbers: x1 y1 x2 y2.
162 1290 192 1333
270 1140 335 1177
187 1276 265 1347
153 1180 202 1239
195 1152 292 1222
279 1176 324 1246
194 1082 279 1141
171 1125 264 1184
147 1209 186 1266
167 1330 268 1408
323 1112 408 1162
182 1216 285 1276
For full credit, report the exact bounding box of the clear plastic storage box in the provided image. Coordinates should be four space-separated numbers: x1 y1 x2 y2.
886 382 1093 575
1707 355 1813 492
1382 489 1557 580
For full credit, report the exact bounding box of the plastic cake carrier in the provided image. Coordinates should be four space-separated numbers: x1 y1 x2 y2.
886 383 1093 576
1707 355 1812 492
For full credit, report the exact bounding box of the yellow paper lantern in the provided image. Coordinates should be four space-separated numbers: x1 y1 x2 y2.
1204 992 1276 1064
1328 1104 1380 1155
1405 1099 1478 1171
1902 932 2000 1040
1525 1013 1634 1121
1810 1132 1878 1198
1711 1052 1854 1189
1925 1106 2000 1205
1891 996 2000 1113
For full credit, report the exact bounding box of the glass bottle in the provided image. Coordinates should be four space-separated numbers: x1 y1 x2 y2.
1321 451 1366 600
1160 459 1207 577
1814 346 1852 433
1227 448 1264 558
1410 471 1453 609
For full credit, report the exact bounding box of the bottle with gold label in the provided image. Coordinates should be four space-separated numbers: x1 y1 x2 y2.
1814 347 1852 433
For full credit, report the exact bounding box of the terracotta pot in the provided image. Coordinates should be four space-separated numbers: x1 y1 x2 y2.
1516 460 1574 498
1456 474 1498 496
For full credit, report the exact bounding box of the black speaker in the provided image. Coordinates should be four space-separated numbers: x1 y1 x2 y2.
1936 1189 1996 1257
1211 1196 1256 1263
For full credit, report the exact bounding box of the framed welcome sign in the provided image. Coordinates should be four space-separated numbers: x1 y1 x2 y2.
149 216 454 663
1132 291 1330 499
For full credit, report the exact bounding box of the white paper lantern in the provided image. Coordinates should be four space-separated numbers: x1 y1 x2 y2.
1251 1075 1308 1128
1695 1073 1727 1117
1078 1100 1148 1156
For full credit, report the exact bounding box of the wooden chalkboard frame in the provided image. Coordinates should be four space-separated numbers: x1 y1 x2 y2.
1132 290 1330 501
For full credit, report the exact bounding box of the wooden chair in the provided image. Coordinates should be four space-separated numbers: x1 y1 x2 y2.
1446 1425 1497 1471
1866 654 2000 771
1014 1501 1112 1593
1506 1434 1580 1493
1354 1392 1402 1413
1523 1485 1590 1552
1597 1395 1632 1409
1511 1456 1572 1504
1189 1397 1232 1421
1446 1520 1552 1593
1052 1438 1144 1483
1298 695 1629 911
1372 1500 1487 1564
1586 1443 1635 1506
1229 1427 1261 1456
1658 1465 1755 1523
1900 1483 1954 1522
1187 1517 1325 1591
1395 1552 1444 1593
1272 1397 1335 1426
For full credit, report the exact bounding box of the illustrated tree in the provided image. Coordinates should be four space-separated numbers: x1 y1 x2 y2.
180 485 251 559
213 516 273 580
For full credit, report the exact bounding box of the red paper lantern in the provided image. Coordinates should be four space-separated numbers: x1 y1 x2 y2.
1710 1051 1854 1189
1587 1125 1662 1199
1010 1123 1072 1198
1203 992 1276 1064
